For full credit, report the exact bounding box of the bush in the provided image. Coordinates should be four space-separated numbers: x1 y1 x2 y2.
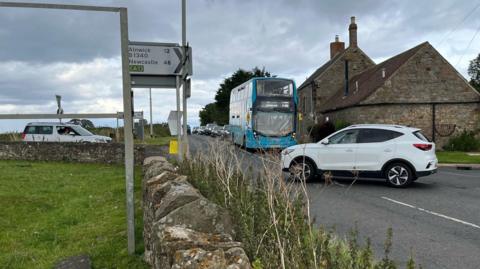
443 131 480 151
334 119 351 131
308 121 335 142
180 141 415 269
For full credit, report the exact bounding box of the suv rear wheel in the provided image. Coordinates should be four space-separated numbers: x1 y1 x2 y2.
385 162 413 187
289 158 315 182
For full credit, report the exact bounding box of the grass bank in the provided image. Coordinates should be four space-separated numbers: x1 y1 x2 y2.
0 161 147 269
436 151 480 164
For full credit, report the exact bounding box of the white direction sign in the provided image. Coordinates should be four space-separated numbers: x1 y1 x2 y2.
128 42 192 76
168 110 182 136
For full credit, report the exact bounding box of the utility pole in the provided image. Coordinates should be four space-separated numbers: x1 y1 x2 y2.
149 88 153 137
181 0 189 157
56 95 63 123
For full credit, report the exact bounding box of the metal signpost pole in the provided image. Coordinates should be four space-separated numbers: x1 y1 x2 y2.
176 76 183 161
181 0 189 157
119 8 136 255
149 88 153 137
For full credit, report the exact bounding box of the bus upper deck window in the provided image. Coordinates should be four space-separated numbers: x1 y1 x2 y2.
257 79 293 97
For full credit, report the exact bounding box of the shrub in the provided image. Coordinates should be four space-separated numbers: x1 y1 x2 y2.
308 121 335 142
334 119 351 131
443 131 480 151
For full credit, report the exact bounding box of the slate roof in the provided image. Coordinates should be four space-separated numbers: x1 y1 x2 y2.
321 42 429 113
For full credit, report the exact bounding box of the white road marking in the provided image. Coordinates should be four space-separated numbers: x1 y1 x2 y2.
381 196 480 230
438 170 479 179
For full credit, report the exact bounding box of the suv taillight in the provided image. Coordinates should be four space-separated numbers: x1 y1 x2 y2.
21 133 26 140
413 143 432 151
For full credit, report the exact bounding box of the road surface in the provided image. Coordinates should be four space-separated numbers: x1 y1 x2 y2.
189 135 480 269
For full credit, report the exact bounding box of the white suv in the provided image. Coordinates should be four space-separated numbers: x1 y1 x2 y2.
281 124 437 187
22 122 112 143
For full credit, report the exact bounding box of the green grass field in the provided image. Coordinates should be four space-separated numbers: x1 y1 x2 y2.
436 151 480 164
137 136 174 146
0 161 148 269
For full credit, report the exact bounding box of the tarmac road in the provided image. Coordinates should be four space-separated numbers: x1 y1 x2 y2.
189 135 480 269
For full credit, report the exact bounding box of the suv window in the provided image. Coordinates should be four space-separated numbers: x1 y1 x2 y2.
329 129 359 144
38 126 53 135
24 126 37 134
413 131 430 142
357 129 403 143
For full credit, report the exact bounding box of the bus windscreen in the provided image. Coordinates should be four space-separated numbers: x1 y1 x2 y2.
253 111 294 136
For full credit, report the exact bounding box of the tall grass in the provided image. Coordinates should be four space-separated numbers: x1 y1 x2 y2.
180 140 417 269
0 132 21 141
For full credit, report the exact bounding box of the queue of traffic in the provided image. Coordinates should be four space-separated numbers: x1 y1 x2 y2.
192 123 231 137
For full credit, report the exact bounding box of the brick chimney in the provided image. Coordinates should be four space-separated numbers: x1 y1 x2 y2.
349 16 357 47
330 35 345 59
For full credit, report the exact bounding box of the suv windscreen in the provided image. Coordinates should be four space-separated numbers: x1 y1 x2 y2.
357 129 403 143
71 126 93 136
328 129 359 144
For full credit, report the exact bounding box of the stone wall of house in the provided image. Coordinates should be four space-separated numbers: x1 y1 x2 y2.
142 156 251 269
363 44 480 104
0 141 148 164
324 103 480 148
298 84 315 142
314 47 374 110
297 47 375 141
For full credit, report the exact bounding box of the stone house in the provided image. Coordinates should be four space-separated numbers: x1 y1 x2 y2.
298 17 480 147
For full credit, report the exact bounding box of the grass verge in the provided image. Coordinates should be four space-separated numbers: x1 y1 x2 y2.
436 151 480 164
138 136 174 146
0 160 148 269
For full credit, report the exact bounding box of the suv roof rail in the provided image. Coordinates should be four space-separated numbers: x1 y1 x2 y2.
347 124 406 129
27 122 69 126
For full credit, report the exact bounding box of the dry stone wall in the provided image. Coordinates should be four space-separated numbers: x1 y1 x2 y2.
142 156 251 269
0 141 148 164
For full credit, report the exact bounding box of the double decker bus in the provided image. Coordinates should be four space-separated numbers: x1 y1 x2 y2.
229 77 298 149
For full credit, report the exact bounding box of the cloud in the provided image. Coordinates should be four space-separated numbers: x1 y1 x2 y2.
0 0 479 132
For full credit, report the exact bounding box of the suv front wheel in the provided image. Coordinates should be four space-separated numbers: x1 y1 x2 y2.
289 158 315 182
385 162 413 188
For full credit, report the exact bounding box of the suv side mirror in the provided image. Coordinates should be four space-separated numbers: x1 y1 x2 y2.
321 138 329 145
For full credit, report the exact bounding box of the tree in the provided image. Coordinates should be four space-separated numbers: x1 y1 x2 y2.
67 119 95 129
199 103 218 126
199 67 272 126
468 53 480 92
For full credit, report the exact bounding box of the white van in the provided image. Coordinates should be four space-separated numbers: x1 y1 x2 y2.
22 122 112 143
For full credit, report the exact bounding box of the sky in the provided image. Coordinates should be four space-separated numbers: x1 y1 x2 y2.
0 0 480 132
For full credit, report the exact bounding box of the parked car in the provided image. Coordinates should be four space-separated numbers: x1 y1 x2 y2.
197 126 206 135
22 122 112 143
281 124 437 187
205 123 218 136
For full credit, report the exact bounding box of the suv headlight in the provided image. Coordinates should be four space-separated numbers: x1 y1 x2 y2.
282 148 295 155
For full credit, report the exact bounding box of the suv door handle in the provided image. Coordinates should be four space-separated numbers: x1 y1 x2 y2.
384 149 392 152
